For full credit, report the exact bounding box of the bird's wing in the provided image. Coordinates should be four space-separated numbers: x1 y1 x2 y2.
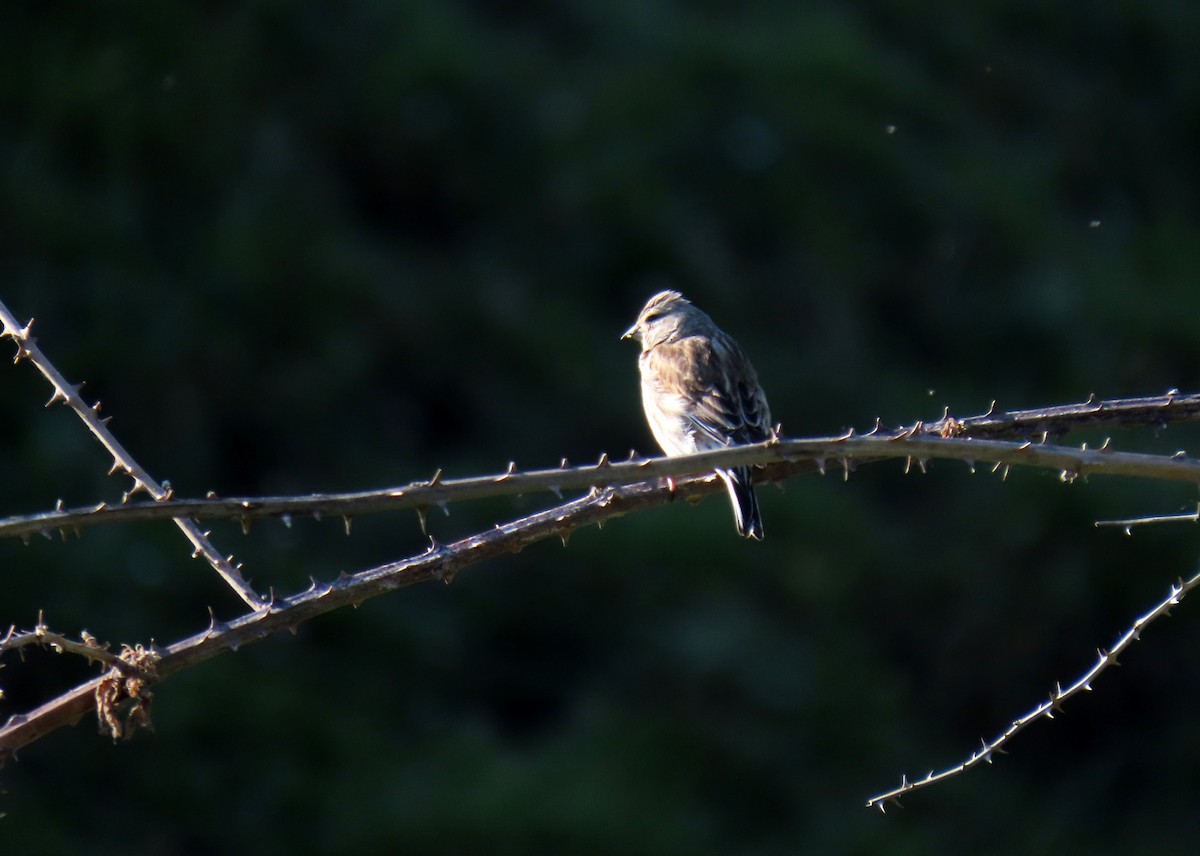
643 334 772 449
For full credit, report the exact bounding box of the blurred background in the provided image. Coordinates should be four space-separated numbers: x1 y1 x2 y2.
3 1 1200 852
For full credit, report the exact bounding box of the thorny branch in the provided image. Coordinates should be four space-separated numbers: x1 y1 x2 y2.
0 614 137 674
6 302 1200 808
865 564 1200 811
6 416 1200 543
0 475 704 763
0 301 264 609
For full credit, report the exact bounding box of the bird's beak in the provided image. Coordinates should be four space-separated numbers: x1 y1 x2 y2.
621 323 638 341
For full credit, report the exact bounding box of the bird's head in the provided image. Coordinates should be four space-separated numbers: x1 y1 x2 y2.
621 290 697 349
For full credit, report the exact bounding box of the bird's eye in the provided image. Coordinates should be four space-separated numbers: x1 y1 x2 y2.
643 312 662 323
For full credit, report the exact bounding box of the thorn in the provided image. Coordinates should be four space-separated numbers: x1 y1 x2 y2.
814 455 825 476
965 458 975 474
416 507 428 534
917 458 928 474
991 461 1002 473
429 468 443 486
596 452 610 467
560 531 571 547
1002 465 1010 481
240 516 251 535
281 513 293 529
122 478 151 503
206 490 218 499
903 456 912 475
548 484 563 500
560 457 569 468
437 500 449 517
841 457 851 482
343 515 353 536
55 498 64 511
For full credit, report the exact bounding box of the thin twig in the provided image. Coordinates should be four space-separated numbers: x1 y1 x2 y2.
0 301 264 609
921 389 1200 439
1095 503 1200 532
0 615 142 675
865 564 1200 811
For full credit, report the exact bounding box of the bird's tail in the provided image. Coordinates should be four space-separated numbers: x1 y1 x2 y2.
718 467 764 540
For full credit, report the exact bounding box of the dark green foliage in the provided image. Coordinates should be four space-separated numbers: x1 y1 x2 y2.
3 1 1200 852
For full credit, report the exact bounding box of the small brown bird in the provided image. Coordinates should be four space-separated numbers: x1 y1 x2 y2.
622 290 773 539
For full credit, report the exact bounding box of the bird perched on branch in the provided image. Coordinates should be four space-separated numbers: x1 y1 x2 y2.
622 290 773 539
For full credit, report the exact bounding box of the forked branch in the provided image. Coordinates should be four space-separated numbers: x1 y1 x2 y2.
0 475 690 762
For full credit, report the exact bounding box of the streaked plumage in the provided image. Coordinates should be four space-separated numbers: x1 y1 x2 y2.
622 290 773 539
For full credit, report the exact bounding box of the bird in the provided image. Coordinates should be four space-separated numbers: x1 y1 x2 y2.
622 290 773 539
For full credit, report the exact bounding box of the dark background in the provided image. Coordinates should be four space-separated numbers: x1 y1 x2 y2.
4 1 1200 852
